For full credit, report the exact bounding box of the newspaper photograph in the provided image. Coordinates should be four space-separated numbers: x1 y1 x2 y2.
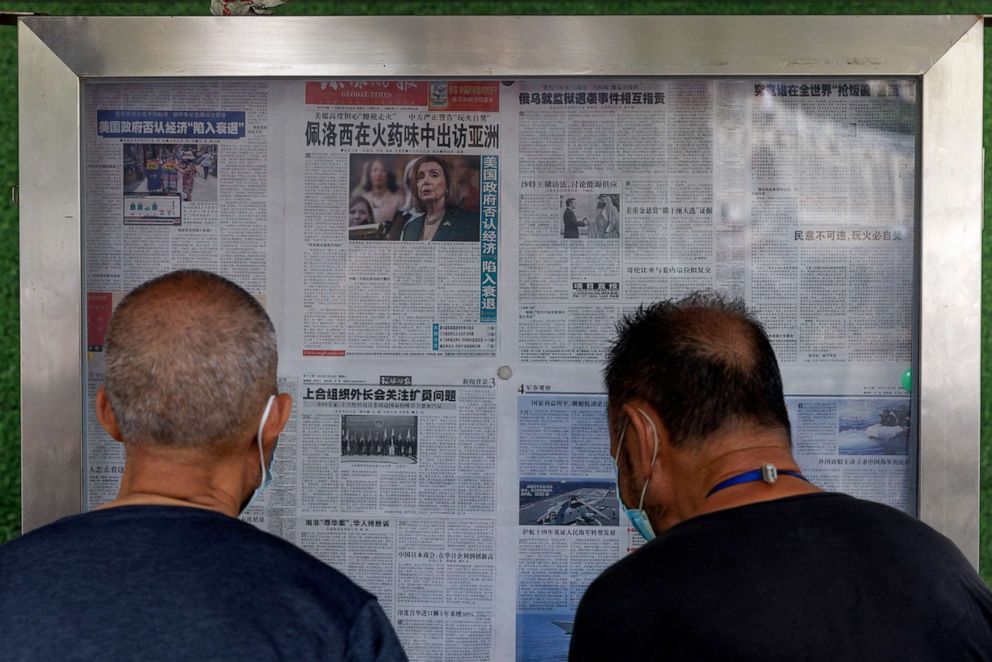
519 479 619 527
788 395 914 513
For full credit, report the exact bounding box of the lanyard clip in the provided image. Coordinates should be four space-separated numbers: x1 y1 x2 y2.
761 463 778 484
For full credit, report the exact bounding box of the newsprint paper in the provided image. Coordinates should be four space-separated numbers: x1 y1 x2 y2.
83 77 917 661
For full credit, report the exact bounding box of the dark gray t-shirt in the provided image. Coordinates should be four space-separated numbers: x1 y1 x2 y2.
0 505 407 661
570 493 992 661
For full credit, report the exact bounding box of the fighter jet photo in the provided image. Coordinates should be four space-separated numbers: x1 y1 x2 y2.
519 481 619 526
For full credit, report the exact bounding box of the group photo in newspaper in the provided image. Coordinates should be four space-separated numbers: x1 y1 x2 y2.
81 76 917 661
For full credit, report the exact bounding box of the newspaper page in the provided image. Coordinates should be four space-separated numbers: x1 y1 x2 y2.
503 78 917 514
501 78 917 662
282 80 501 359
83 80 284 508
494 366 639 662
249 364 499 661
506 78 915 369
80 76 918 662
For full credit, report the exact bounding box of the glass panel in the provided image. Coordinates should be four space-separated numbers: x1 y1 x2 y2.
81 77 918 662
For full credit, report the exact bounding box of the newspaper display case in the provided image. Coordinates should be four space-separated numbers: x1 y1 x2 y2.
19 15 983 662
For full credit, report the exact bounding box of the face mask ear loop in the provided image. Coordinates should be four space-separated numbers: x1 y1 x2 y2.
257 395 276 486
615 416 630 464
635 409 659 510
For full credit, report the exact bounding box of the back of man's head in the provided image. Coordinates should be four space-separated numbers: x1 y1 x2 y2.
604 291 790 448
104 270 277 451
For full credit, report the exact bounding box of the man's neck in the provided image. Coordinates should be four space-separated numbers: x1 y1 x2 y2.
666 427 821 526
98 444 245 517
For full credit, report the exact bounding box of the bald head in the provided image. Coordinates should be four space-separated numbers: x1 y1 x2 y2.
605 291 790 448
104 270 277 451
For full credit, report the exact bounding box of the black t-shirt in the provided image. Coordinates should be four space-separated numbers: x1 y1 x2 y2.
570 493 992 661
0 506 407 661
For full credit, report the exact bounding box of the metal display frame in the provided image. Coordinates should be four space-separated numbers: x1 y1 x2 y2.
17 15 984 566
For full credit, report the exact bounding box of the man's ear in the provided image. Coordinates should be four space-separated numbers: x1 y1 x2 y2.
95 386 124 442
620 401 666 475
259 393 293 454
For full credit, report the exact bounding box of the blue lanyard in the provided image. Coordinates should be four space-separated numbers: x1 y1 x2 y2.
706 466 809 498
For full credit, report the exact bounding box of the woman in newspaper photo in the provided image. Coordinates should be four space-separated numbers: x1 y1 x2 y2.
348 196 375 227
600 193 620 238
589 199 608 239
400 155 480 242
384 158 420 240
354 157 406 224
179 150 197 202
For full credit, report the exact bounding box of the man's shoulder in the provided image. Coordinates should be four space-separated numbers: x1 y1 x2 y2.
742 491 956 544
1 508 406 660
676 491 911 528
2 507 372 605
573 493 992 661
586 493 968 593
664 492 960 554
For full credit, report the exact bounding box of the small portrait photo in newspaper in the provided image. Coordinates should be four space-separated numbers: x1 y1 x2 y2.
340 414 418 465
560 193 620 239
348 153 481 242
519 478 619 526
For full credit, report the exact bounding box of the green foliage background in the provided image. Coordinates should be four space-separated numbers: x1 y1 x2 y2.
0 0 988 587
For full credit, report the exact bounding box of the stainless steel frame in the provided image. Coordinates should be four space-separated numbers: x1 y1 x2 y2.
18 16 984 566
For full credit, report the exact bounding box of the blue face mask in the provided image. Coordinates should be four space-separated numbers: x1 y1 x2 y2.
614 407 659 542
243 395 276 512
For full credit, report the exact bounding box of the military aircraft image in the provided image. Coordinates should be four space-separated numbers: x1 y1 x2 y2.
519 481 619 526
516 612 575 661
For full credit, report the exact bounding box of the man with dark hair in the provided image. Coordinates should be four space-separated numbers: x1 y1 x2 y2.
0 270 407 661
569 291 992 661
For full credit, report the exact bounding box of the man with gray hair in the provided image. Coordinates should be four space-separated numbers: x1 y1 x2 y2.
569 292 992 661
0 270 407 660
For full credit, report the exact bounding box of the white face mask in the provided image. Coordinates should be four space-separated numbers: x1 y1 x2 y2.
242 395 276 513
614 407 659 542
